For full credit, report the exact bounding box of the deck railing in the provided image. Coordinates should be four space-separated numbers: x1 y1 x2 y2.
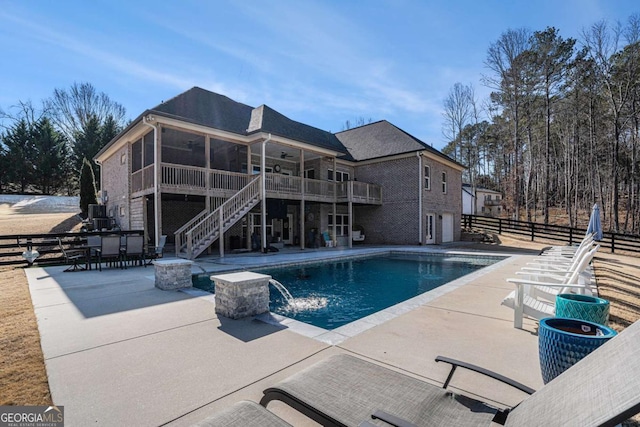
141 164 381 204
162 164 207 190
210 170 249 191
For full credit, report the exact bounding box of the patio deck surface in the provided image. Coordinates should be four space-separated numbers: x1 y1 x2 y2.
26 244 546 426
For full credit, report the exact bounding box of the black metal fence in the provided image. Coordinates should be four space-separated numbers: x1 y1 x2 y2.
0 230 144 267
462 214 640 254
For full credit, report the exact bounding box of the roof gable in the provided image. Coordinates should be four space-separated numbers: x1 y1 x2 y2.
151 87 254 135
335 121 458 165
249 104 346 153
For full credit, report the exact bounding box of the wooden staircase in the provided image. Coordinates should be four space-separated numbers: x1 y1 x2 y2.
175 176 261 259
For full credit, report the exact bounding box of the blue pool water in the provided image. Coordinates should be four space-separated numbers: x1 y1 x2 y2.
194 252 502 330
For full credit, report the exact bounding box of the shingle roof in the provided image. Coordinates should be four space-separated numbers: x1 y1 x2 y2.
335 120 459 165
248 104 346 153
97 87 455 165
150 87 254 135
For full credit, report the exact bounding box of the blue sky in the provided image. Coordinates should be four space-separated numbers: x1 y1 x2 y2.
1 0 638 149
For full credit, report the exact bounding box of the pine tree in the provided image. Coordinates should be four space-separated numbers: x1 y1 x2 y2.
33 118 70 194
0 141 8 193
2 119 36 193
79 157 97 216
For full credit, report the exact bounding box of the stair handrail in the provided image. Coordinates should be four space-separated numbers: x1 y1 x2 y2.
175 208 209 256
183 175 261 258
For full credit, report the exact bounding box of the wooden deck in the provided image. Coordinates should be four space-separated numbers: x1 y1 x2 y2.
132 163 382 205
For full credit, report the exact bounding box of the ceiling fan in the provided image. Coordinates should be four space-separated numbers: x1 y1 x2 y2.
280 151 293 159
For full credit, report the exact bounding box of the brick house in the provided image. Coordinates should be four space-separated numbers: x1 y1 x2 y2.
94 87 463 258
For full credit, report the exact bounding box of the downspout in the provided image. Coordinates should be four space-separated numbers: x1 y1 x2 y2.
260 134 272 252
142 115 159 248
417 151 423 245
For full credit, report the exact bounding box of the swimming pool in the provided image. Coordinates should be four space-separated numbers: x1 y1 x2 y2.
195 252 502 330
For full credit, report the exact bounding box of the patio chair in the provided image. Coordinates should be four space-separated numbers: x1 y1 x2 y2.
96 235 122 271
322 231 334 247
145 235 166 265
122 235 145 268
254 320 640 426
57 237 87 272
514 245 599 300
503 245 599 328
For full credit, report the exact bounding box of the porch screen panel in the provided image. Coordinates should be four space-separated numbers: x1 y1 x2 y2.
143 132 154 167
132 139 142 172
161 128 205 168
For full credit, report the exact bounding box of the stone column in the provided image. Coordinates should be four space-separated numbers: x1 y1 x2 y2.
211 271 271 319
154 259 193 290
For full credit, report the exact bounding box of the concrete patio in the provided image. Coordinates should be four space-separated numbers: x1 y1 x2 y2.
26 245 545 426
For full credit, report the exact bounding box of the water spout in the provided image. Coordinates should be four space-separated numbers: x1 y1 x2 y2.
269 278 294 304
269 278 327 312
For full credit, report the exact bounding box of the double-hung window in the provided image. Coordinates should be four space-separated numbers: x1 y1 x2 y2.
424 165 431 190
442 172 447 194
328 169 350 182
328 214 349 236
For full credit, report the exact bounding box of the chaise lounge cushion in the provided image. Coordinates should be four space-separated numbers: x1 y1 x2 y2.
261 354 498 427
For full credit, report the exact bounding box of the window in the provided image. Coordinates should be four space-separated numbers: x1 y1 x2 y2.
424 165 431 190
304 169 315 179
441 172 447 194
251 165 273 174
328 169 350 182
328 214 349 236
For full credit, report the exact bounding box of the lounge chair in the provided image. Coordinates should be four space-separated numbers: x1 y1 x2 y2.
194 401 291 427
502 246 598 328
539 233 595 258
256 320 640 426
513 245 599 301
352 230 365 243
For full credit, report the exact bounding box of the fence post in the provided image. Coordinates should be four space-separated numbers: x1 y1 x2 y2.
611 233 615 253
498 218 502 234
530 223 535 241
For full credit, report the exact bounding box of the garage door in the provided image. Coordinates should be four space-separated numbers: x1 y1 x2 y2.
442 213 454 243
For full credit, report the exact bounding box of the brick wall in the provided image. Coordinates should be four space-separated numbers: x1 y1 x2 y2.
102 144 131 229
354 154 462 244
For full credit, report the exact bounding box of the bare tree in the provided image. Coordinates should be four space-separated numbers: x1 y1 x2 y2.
582 17 640 231
442 83 473 161
45 82 127 140
483 28 532 220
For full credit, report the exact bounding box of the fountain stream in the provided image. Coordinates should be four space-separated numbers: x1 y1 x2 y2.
269 279 294 304
269 278 327 312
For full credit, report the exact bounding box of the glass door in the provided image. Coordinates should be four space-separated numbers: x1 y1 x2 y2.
425 213 435 244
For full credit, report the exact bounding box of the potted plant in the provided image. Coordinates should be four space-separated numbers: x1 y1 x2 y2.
539 317 617 384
